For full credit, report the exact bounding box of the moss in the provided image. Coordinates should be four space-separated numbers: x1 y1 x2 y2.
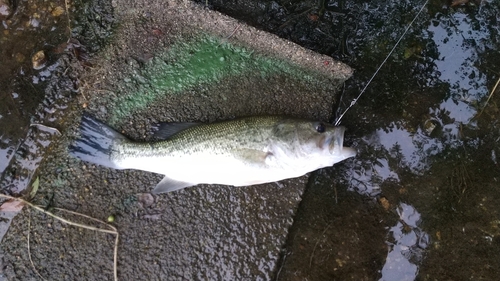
110 35 321 124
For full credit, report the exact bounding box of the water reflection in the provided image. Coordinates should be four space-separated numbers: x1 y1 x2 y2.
427 11 490 97
32 62 60 84
380 203 428 281
376 124 439 173
1 125 60 194
0 133 15 175
424 8 491 139
341 1 499 279
275 0 500 279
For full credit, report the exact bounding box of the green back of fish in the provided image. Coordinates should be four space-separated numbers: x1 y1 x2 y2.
118 116 285 159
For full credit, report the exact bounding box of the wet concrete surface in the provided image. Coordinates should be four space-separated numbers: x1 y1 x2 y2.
2 0 500 280
0 0 351 280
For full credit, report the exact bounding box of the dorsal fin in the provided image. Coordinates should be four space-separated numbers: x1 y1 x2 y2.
152 122 200 140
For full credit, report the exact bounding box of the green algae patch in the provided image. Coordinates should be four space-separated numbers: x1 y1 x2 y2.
110 35 323 124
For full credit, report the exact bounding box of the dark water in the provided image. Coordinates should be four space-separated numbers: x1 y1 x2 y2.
0 0 114 244
0 0 67 176
199 0 500 279
0 0 113 193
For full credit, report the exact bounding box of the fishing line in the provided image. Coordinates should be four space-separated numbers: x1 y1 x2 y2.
334 0 429 126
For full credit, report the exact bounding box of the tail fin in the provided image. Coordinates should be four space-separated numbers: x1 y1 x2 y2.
68 113 128 169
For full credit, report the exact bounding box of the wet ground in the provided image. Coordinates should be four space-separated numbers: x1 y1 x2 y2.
1 0 500 280
1 0 350 280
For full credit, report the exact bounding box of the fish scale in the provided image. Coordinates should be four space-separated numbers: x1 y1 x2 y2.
148 117 280 155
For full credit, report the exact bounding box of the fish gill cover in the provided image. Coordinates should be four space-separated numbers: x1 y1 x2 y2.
110 34 323 124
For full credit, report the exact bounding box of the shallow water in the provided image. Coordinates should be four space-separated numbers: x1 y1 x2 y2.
0 0 66 175
0 0 114 193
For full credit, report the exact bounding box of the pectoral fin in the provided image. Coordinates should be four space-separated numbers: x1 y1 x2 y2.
152 176 195 194
233 148 272 167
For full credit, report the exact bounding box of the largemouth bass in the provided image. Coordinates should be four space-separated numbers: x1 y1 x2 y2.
69 114 356 193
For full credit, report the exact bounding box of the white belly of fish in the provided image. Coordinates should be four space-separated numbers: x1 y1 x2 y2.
118 152 308 187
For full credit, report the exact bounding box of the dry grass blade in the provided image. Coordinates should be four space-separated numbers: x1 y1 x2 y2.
27 212 47 281
29 124 62 135
476 76 500 119
65 0 72 37
309 223 332 268
0 194 119 281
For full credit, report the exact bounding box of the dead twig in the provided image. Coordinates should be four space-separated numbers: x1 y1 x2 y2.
278 8 313 30
275 251 290 280
53 206 120 281
27 212 47 281
476 76 500 119
0 194 119 281
217 24 242 47
29 124 62 135
309 223 332 268
64 0 72 39
226 24 241 40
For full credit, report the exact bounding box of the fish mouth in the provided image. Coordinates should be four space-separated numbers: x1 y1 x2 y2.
329 126 357 159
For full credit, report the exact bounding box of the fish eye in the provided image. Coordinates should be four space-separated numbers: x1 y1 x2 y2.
315 122 326 133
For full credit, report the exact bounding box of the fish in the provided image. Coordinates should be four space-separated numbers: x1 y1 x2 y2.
68 114 356 194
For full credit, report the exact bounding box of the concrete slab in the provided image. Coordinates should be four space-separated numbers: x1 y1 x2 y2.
1 0 352 280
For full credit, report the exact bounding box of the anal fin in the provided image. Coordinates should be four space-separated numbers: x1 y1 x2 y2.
152 176 195 194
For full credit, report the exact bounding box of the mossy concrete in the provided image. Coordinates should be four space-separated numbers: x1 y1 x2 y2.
109 35 343 124
1 0 352 280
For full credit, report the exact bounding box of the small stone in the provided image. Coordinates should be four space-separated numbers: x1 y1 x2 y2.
32 50 47 70
15 53 25 63
0 0 11 20
51 6 65 17
136 193 154 208
379 196 390 211
424 119 437 135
